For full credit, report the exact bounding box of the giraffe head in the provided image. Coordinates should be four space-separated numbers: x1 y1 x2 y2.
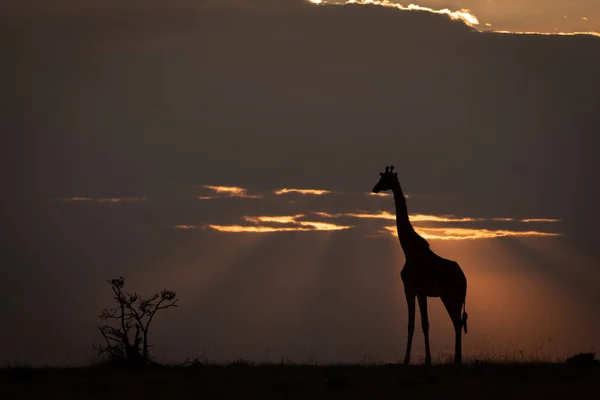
372 165 399 193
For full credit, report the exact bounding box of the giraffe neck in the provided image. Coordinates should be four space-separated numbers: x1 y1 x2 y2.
391 184 429 257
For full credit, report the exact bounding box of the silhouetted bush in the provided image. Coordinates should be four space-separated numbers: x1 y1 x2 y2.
566 352 597 368
93 277 178 366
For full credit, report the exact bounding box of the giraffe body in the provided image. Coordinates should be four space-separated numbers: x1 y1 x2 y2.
372 165 468 365
401 253 466 298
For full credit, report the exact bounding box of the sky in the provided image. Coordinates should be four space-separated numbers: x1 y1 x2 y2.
1 0 600 365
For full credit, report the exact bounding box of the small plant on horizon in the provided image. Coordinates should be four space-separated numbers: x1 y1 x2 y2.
93 276 178 366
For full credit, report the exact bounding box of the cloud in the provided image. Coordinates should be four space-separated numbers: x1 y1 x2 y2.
492 30 600 38
274 188 332 196
173 224 199 229
55 197 148 203
244 215 306 224
312 0 480 28
321 210 482 222
520 218 561 223
209 213 352 232
54 188 562 240
158 186 565 239
383 226 562 240
202 186 262 199
368 192 391 197
208 225 315 233
493 218 561 223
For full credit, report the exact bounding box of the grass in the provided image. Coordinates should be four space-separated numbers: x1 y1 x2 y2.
2 357 599 399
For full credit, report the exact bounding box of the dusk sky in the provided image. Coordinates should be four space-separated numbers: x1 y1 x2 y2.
2 0 600 365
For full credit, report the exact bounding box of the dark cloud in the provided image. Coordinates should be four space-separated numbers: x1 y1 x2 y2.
2 0 599 365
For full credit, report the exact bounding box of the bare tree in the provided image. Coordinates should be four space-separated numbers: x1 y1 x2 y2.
94 277 178 365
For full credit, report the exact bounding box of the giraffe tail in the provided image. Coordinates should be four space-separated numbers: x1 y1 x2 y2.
461 297 468 335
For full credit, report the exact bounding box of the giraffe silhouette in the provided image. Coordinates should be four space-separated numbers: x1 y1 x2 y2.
372 165 468 365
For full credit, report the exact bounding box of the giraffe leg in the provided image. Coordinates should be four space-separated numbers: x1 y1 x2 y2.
442 295 463 365
417 294 431 365
403 292 416 365
454 321 462 365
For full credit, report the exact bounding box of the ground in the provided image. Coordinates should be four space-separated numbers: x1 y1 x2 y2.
2 362 599 399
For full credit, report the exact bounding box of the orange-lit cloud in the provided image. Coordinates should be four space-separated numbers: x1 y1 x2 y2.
327 210 481 223
244 215 306 224
209 221 351 233
202 185 261 199
209 225 314 233
368 192 391 197
383 226 561 240
173 190 562 239
274 188 332 196
493 217 561 223
345 211 395 220
310 0 480 28
520 218 561 223
173 225 200 229
298 220 352 231
313 211 337 218
492 30 600 38
367 192 408 198
56 197 148 203
197 196 218 200
246 214 352 231
187 213 353 233
411 214 482 223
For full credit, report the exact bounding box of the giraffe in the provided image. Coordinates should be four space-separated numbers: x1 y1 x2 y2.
372 165 468 365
